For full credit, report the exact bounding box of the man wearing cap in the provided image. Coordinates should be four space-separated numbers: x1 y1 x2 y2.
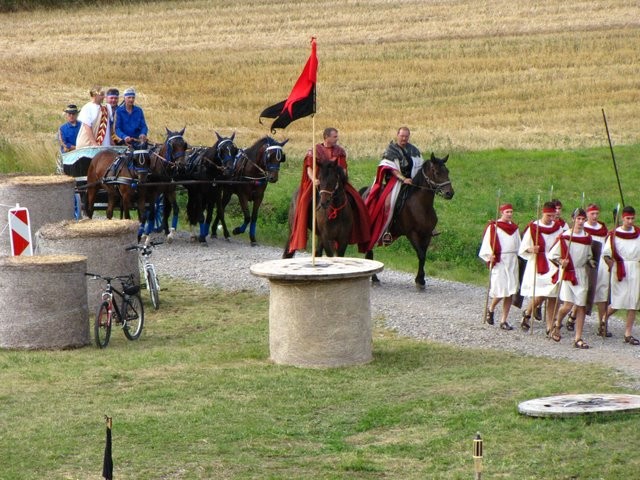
548 208 594 348
479 203 521 330
58 104 81 153
115 87 149 147
602 205 640 345
518 201 563 333
76 85 113 148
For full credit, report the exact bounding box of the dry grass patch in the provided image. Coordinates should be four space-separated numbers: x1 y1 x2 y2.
0 0 638 166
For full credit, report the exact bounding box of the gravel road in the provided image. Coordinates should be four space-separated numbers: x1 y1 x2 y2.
152 231 640 390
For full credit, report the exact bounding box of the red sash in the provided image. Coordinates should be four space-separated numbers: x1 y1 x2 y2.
526 221 562 274
482 221 519 267
584 221 608 238
608 226 640 281
551 233 592 285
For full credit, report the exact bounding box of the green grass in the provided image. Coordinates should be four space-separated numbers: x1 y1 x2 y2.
0 279 638 479
4 142 640 286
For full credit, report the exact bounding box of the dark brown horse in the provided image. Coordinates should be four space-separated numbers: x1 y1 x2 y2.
361 153 454 289
85 128 188 234
212 136 288 246
177 132 238 244
283 160 353 258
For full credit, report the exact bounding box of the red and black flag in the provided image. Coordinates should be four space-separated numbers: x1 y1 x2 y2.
260 37 317 132
102 416 113 480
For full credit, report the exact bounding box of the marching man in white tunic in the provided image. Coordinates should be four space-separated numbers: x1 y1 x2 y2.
602 206 640 345
548 208 593 349
518 201 563 333
582 203 609 335
479 203 521 330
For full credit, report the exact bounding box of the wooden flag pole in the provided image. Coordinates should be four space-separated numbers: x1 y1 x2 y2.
311 114 317 266
482 189 501 323
530 194 541 335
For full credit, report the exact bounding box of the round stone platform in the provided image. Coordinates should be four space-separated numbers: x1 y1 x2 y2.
518 393 640 417
250 257 384 368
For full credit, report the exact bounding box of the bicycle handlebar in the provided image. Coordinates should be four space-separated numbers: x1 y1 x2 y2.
125 240 163 252
85 272 134 283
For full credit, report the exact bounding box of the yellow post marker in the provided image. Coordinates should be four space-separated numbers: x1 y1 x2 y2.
473 432 483 480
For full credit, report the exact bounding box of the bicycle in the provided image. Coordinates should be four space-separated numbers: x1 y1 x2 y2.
85 273 145 348
126 241 162 310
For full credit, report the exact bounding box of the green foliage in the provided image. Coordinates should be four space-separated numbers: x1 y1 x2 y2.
0 280 638 479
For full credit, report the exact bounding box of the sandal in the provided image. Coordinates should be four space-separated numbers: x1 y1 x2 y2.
598 322 612 338
574 338 590 349
500 322 514 331
485 310 495 326
624 335 640 346
566 313 576 332
550 325 561 342
521 313 531 332
534 305 542 321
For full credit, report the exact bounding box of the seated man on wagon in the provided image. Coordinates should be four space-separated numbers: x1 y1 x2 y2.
58 104 81 153
115 87 149 149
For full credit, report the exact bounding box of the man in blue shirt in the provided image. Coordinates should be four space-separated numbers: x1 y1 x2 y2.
115 87 149 147
58 104 81 153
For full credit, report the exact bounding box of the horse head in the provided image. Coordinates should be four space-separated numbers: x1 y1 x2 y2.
262 137 288 183
317 160 345 209
421 153 454 199
214 131 239 177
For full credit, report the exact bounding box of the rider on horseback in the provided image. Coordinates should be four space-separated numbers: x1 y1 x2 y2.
364 126 433 250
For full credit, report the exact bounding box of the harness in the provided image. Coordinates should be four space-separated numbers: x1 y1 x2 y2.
318 181 348 220
231 142 285 183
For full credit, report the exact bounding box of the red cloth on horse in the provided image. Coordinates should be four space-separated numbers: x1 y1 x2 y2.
608 226 640 281
364 163 400 251
481 220 519 267
287 144 371 254
526 221 562 275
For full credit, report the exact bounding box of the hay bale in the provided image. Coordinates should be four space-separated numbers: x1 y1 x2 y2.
0 254 89 349
35 219 140 313
0 175 75 256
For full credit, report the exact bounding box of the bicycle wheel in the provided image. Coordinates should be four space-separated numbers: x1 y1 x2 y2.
123 294 144 340
94 302 112 349
146 267 160 310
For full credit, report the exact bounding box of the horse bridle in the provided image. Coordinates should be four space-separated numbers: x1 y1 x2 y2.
416 162 452 195
232 142 285 180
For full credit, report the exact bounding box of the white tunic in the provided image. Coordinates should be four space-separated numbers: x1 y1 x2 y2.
602 227 640 310
76 102 113 147
584 221 609 303
518 220 562 297
479 222 521 298
548 232 593 307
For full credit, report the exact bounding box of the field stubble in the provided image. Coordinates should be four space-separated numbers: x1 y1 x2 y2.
0 0 638 163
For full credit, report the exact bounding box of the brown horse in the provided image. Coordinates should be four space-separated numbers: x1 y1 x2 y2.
361 153 454 289
212 136 288 246
85 128 188 231
283 160 353 258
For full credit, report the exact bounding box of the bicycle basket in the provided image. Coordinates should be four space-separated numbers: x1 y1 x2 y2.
123 282 140 296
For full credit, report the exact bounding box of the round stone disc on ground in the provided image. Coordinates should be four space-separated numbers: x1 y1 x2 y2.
518 394 640 417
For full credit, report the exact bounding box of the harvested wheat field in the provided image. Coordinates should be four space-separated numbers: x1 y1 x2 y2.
0 0 638 161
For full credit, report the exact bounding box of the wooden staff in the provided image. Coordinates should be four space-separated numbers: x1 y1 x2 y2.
482 189 501 323
530 194 541 335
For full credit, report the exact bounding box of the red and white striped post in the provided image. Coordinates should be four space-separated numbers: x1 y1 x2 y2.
8 204 33 256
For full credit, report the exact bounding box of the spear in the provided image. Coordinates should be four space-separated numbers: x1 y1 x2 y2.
530 194 541 335
602 108 625 208
482 189 501 324
602 202 621 341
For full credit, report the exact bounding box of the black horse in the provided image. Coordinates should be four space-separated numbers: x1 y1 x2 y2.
361 153 454 289
177 132 238 244
212 136 288 246
283 160 353 258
